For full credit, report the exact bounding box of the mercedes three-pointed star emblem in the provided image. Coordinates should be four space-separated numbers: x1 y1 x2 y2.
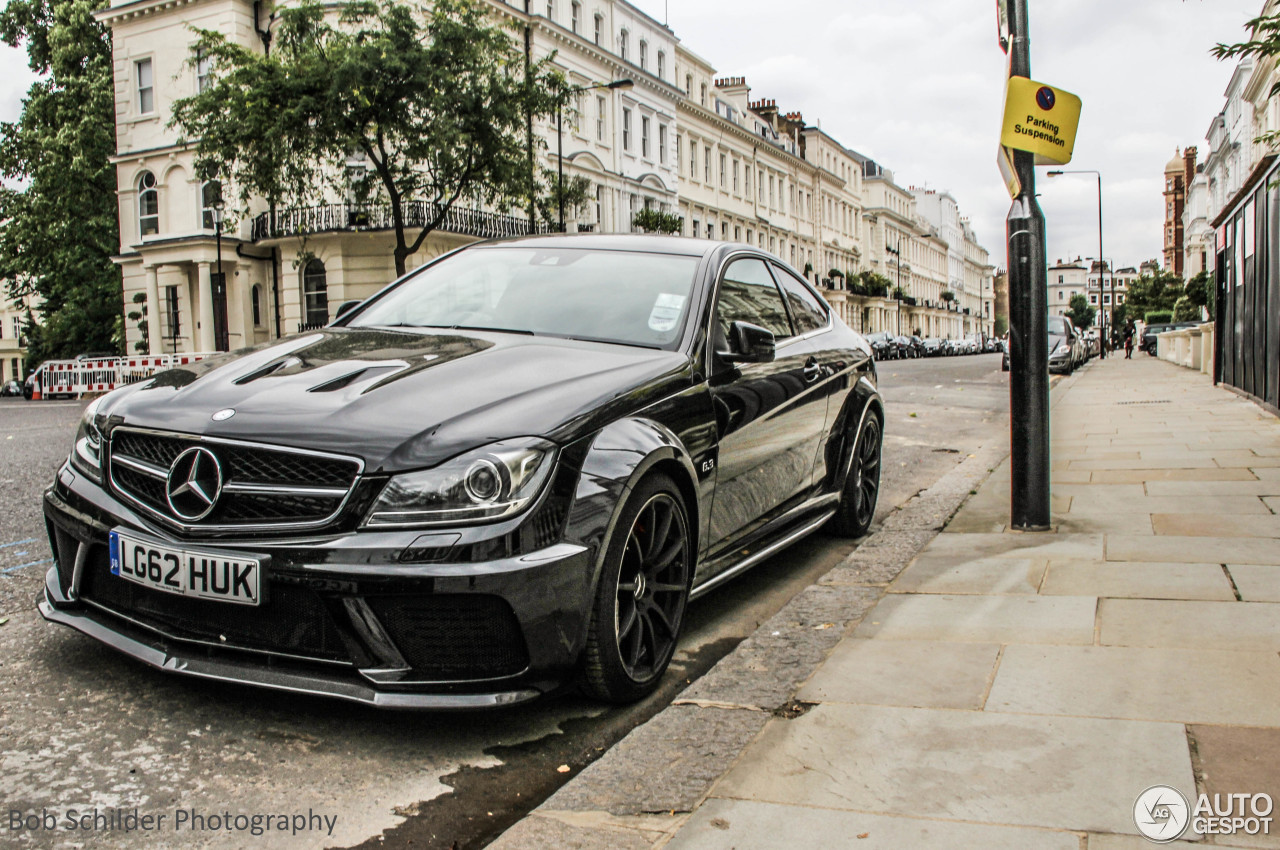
165 446 224 521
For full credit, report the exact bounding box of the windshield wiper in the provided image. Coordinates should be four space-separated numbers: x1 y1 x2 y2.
431 324 536 336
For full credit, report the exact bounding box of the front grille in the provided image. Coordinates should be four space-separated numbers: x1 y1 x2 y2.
367 595 529 680
79 552 350 662
107 428 361 529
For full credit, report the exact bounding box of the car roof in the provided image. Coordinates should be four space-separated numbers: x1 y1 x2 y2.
482 232 715 258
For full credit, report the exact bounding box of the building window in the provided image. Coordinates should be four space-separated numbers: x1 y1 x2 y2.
620 28 629 62
596 96 605 141
658 124 666 164
303 259 328 326
622 108 631 150
657 50 665 79
685 73 692 94
137 171 159 236
700 82 707 106
196 50 212 93
719 153 726 188
704 149 710 183
11 317 18 340
641 116 650 158
595 185 604 226
593 13 602 44
200 180 222 229
639 39 647 71
689 140 697 179
251 284 262 327
571 1 579 32
676 134 682 174
166 286 181 338
732 160 739 193
136 58 154 113
1058 291 1064 301
545 0 553 20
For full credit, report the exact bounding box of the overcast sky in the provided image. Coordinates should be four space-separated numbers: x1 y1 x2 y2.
627 0 1259 272
0 1 1263 272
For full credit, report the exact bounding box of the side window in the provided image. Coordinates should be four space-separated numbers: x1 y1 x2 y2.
715 258 792 343
772 264 828 334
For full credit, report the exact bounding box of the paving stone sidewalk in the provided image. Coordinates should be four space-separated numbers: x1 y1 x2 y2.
492 356 1280 850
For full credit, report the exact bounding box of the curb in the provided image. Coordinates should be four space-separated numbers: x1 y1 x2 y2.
489 439 1012 850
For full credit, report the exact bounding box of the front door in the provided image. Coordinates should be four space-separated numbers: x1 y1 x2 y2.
705 257 829 557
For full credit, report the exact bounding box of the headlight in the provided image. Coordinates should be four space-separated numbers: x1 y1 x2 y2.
364 438 556 528
1053 342 1070 355
70 397 105 483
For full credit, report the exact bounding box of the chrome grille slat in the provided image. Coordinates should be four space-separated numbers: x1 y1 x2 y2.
107 427 363 532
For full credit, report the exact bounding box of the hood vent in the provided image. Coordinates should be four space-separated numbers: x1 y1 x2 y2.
309 368 369 393
234 356 303 385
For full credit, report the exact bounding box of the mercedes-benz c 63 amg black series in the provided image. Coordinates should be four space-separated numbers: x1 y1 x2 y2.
40 235 883 708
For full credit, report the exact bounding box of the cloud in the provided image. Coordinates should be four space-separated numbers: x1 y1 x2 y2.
632 0 1260 271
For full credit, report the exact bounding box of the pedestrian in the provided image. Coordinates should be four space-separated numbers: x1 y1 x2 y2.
1123 321 1135 359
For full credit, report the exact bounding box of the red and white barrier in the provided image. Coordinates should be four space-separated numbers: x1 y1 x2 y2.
30 352 216 399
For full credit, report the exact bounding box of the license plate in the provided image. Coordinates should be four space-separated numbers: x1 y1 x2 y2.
109 530 262 606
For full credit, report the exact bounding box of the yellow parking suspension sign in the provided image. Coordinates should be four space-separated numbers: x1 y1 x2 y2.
1000 77 1081 165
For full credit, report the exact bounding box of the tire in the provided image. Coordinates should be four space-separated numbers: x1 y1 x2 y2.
583 473 692 703
829 411 883 538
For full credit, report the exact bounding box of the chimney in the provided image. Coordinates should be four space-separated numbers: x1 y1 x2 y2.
1184 145 1197 187
750 97 779 128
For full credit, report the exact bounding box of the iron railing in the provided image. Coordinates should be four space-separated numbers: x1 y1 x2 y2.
251 202 558 242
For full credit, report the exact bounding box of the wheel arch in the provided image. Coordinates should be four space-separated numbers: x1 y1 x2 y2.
564 417 701 590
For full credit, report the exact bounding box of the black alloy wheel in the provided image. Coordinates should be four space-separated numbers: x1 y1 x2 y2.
583 474 691 703
830 412 883 538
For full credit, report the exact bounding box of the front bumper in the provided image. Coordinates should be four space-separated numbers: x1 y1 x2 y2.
40 463 595 709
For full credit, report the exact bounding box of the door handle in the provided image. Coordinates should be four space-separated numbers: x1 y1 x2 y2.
802 357 821 382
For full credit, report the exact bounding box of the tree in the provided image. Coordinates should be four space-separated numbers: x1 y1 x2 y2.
535 170 591 231
1066 293 1095 329
939 290 956 303
630 208 682 234
1184 270 1214 320
1123 266 1182 322
172 0 570 277
0 0 121 362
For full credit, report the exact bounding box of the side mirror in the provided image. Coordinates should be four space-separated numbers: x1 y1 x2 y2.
719 321 776 364
334 300 361 320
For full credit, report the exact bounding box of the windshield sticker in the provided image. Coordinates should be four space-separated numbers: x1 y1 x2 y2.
649 293 686 332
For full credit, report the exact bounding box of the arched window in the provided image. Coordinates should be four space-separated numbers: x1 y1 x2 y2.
302 259 328 326
138 171 159 236
201 180 222 230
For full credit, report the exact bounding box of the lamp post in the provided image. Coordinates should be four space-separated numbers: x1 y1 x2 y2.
1047 169 1109 358
557 78 634 233
885 236 904 336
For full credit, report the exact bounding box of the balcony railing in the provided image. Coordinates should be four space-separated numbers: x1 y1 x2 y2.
251 202 558 242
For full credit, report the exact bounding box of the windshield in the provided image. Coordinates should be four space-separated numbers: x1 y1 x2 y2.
349 247 701 348
1048 316 1071 335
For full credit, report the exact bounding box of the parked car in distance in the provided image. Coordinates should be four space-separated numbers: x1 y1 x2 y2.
1140 321 1200 355
38 234 885 709
1 380 22 397
896 335 921 358
922 337 946 357
865 331 896 360
1048 315 1085 374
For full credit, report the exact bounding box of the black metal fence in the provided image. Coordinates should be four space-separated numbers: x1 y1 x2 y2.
251 202 558 242
1213 154 1280 414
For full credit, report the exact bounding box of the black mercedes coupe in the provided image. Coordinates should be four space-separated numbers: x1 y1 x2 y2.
40 235 884 708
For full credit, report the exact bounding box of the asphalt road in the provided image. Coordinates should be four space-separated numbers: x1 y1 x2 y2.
0 353 1010 850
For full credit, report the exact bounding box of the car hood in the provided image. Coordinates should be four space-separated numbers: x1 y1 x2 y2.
1048 332 1069 354
103 328 691 472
